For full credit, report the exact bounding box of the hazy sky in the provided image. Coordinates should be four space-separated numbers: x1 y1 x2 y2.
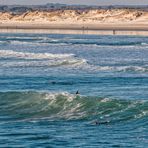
0 0 148 5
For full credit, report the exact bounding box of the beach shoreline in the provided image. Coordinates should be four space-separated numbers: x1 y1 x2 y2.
0 23 148 35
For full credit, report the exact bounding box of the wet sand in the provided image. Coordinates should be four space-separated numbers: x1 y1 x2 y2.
0 23 148 36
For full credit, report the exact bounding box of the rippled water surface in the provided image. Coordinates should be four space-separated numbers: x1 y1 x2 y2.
0 33 147 147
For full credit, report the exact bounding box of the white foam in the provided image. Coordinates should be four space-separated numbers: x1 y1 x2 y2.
0 59 85 68
1 50 146 72
44 92 75 102
100 98 110 102
6 36 41 40
10 40 31 45
141 42 148 46
0 41 7 44
94 65 148 72
0 50 74 60
0 49 88 68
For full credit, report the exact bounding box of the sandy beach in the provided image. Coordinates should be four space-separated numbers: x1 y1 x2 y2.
1 9 148 35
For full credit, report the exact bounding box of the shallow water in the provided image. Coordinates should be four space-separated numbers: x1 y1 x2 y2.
0 33 147 147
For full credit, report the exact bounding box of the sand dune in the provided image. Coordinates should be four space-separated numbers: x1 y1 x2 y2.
0 9 148 24
1 9 148 36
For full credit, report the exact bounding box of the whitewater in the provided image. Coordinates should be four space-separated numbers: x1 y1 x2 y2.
0 33 147 147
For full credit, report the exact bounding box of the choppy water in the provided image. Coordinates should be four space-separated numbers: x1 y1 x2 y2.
0 33 148 147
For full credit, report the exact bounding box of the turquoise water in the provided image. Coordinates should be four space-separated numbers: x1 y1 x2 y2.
0 33 147 147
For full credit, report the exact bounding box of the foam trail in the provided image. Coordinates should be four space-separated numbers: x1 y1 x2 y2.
0 49 87 68
0 50 74 60
85 65 148 73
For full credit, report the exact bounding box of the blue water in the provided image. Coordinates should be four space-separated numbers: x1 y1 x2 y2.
0 33 147 147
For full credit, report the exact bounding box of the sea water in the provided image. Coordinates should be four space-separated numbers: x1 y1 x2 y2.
0 33 147 147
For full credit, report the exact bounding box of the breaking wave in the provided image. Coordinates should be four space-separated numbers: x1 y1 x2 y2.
0 49 147 73
94 65 148 73
0 91 147 123
0 59 86 68
0 50 86 67
0 50 74 60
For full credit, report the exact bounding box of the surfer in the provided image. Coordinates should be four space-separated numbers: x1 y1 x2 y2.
94 121 99 125
76 90 79 95
93 120 109 125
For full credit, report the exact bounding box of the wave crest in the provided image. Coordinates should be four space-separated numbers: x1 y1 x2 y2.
0 91 147 123
0 50 74 60
0 50 87 67
95 66 148 72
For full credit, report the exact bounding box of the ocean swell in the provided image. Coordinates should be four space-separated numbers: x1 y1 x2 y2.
0 91 147 123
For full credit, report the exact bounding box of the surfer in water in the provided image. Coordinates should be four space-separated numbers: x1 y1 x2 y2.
76 90 79 95
92 120 109 125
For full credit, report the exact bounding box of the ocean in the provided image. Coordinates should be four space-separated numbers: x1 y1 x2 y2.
0 33 147 147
